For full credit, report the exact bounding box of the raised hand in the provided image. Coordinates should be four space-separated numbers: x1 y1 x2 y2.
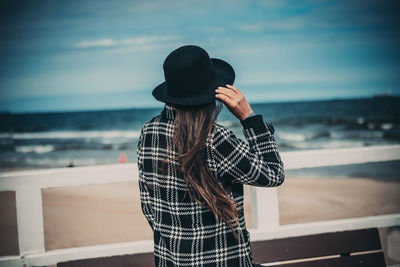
215 84 253 121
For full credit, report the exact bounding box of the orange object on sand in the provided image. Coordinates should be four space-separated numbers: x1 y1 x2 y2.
119 152 127 163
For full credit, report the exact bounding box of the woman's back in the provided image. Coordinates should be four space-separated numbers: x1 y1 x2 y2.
137 103 285 266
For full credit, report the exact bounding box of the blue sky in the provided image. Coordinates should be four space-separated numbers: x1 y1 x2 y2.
0 0 399 113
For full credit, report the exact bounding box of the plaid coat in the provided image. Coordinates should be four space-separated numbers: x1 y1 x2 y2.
137 103 285 267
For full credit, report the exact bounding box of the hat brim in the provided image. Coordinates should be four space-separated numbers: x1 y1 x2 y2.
152 58 235 106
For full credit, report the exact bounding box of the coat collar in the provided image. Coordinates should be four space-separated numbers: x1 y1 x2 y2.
161 103 177 121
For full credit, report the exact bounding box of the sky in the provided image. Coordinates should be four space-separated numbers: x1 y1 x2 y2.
0 0 399 113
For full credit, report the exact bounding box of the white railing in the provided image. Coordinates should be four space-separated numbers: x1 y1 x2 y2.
0 144 399 267
253 144 400 228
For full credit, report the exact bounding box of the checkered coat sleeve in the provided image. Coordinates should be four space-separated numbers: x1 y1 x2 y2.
137 104 285 267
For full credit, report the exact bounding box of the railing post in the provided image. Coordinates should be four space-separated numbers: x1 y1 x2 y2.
251 187 280 229
15 186 46 256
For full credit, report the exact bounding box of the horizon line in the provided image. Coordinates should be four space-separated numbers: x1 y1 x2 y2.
1 94 398 115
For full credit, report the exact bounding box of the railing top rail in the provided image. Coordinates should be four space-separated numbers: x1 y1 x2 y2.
1 144 399 191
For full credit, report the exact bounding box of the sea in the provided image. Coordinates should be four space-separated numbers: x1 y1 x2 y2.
1 96 399 180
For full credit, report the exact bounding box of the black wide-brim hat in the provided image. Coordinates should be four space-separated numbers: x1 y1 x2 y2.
152 45 235 106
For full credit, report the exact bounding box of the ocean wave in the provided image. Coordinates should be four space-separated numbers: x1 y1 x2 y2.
15 145 55 154
23 157 97 167
346 120 397 131
218 120 238 128
280 140 365 150
380 123 394 130
100 138 129 144
277 132 308 142
277 131 330 142
3 140 138 153
282 115 398 132
0 130 141 140
330 130 384 139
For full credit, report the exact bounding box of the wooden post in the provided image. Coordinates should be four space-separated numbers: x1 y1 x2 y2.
252 187 280 229
15 186 46 255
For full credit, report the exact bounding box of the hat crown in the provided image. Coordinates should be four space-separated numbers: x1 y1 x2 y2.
162 45 217 98
152 44 235 106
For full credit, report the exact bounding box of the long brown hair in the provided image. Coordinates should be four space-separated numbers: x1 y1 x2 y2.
162 101 241 240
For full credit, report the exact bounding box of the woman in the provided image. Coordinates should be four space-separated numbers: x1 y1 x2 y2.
137 45 285 267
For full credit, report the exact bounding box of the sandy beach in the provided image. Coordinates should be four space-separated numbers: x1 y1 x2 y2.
1 175 399 260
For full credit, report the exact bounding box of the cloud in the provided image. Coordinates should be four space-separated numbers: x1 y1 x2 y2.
235 18 306 33
76 38 116 48
238 68 399 86
234 0 400 35
75 35 179 49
